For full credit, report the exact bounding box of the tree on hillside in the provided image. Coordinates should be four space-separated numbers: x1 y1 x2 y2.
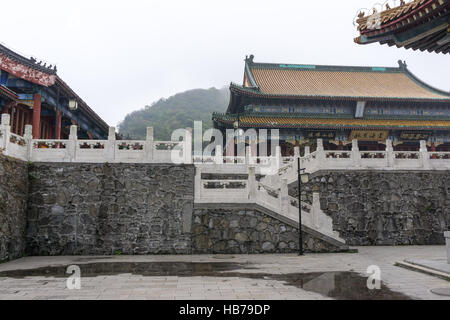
118 87 229 140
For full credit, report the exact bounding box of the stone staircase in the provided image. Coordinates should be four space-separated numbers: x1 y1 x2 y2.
256 181 345 245
196 161 348 251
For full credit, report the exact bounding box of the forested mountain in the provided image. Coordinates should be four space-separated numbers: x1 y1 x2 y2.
118 87 229 140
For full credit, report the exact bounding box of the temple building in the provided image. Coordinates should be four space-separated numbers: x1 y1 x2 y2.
0 43 109 139
213 55 450 155
354 0 449 54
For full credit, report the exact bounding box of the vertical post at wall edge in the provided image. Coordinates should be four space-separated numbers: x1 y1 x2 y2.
68 125 78 162
146 126 154 162
0 114 11 155
185 127 192 164
248 165 256 201
195 166 202 200
24 124 33 161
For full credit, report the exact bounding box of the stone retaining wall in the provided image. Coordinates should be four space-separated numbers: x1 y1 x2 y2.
192 204 344 254
26 163 195 255
291 170 450 246
0 153 28 262
2 155 449 260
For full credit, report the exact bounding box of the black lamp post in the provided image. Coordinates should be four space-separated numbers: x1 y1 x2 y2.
297 157 306 256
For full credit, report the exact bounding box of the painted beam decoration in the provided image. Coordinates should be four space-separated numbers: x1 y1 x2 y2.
400 131 431 140
349 130 389 141
306 131 336 139
0 53 56 87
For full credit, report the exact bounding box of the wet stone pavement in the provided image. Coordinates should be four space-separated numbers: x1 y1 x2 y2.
0 246 449 300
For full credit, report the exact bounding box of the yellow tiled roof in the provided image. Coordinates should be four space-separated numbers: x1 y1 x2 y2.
250 67 449 100
239 116 450 128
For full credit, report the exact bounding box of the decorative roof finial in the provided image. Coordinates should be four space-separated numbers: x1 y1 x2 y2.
398 60 407 69
400 0 406 6
386 3 391 10
358 11 365 18
246 54 254 64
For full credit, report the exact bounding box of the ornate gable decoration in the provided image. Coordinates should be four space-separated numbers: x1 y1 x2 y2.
0 52 56 87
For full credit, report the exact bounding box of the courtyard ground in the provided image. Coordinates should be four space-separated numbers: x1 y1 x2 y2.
0 246 449 300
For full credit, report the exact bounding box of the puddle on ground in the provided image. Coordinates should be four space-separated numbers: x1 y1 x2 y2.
0 262 410 300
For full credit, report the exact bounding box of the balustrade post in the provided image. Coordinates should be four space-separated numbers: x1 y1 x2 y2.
106 126 116 162
275 145 282 169
248 166 256 201
67 125 78 162
184 127 192 164
419 140 430 169
312 193 321 229
351 139 360 168
145 127 154 162
280 178 289 214
24 124 33 161
294 146 300 158
294 146 300 172
245 146 250 165
304 145 310 156
0 114 11 155
316 138 325 170
249 145 257 165
215 144 223 164
195 166 202 200
385 139 394 167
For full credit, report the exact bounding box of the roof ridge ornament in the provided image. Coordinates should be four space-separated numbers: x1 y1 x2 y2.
245 54 254 64
398 60 407 69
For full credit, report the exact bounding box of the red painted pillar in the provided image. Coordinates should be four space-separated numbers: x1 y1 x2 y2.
2 101 11 114
56 110 62 139
431 142 437 159
32 94 41 139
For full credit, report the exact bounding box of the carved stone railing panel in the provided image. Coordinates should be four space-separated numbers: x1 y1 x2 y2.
33 140 67 149
203 180 247 189
325 151 351 159
78 140 106 149
116 141 144 150
394 151 419 159
154 141 179 150
9 133 27 146
360 151 386 159
429 152 450 160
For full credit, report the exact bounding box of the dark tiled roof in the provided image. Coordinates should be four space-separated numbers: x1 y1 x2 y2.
0 43 57 75
0 43 109 132
355 0 450 54
55 77 109 132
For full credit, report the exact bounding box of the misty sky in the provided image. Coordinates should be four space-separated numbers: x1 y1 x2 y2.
1 0 448 126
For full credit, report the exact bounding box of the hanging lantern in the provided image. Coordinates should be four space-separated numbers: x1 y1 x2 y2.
69 99 78 111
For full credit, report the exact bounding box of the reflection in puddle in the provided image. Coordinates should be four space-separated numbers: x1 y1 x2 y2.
0 262 410 300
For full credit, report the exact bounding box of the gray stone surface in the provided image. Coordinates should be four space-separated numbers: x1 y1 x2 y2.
291 170 450 246
0 246 449 300
404 258 450 275
192 205 343 254
430 288 450 297
26 163 195 255
0 153 28 262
